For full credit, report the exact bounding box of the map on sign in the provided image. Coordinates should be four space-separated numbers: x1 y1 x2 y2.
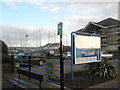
72 33 101 64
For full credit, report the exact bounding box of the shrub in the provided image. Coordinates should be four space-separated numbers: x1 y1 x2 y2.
88 58 118 78
1 40 8 55
87 62 101 76
45 61 55 75
107 50 120 54
48 73 60 82
2 54 12 63
45 61 60 82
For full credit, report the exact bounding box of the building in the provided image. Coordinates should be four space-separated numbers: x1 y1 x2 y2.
41 43 71 54
77 18 120 51
42 43 60 50
41 43 60 54
8 47 39 54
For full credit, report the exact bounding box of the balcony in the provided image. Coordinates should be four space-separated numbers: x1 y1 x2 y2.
115 32 120 34
101 35 107 38
116 40 120 43
100 33 107 38
101 43 108 46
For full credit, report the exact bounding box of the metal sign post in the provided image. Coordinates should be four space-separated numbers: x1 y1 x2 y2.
28 55 31 79
71 33 75 80
58 22 64 90
12 55 14 73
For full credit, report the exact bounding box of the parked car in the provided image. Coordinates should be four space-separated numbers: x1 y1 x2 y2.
63 52 71 60
15 52 46 67
101 51 114 59
14 52 30 59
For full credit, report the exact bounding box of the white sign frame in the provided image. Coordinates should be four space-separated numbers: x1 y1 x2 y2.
71 32 101 64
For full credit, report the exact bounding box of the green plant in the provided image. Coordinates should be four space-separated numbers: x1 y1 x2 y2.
45 61 55 75
1 40 8 55
48 73 60 82
2 54 12 63
107 50 120 55
45 61 60 82
87 62 101 76
88 58 118 78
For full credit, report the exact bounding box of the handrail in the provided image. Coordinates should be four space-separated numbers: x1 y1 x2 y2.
20 62 60 71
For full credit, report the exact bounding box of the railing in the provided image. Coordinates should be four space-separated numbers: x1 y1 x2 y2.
13 55 61 85
115 32 120 34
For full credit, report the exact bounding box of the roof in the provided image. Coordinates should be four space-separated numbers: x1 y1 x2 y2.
76 28 84 32
77 17 120 32
97 18 120 27
84 21 107 31
45 43 60 47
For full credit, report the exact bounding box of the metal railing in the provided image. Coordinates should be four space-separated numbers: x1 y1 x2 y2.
13 55 60 85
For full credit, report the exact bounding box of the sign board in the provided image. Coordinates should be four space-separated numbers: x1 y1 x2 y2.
58 22 63 35
71 32 101 64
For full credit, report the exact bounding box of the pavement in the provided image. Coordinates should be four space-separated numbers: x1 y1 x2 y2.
2 72 119 90
2 72 71 90
1 58 119 90
85 78 119 89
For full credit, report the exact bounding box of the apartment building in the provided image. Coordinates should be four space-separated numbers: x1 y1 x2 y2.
77 18 120 51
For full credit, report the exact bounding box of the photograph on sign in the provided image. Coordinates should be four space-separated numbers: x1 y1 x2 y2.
74 34 101 64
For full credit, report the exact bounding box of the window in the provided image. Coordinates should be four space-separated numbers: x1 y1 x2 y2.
116 27 120 32
109 37 112 40
118 27 120 32
117 36 120 42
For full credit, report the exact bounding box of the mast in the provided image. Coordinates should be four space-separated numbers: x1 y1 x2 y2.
36 29 37 47
33 31 34 47
39 30 41 47
39 29 42 54
20 29 22 47
66 34 67 46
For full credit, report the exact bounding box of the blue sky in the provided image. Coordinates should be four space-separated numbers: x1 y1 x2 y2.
2 2 61 26
0 1 118 47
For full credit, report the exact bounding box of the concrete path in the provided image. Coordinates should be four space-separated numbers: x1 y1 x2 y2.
85 78 119 89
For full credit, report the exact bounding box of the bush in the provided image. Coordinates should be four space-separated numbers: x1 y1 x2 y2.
45 61 55 75
1 40 11 63
45 61 60 82
1 40 8 55
87 62 101 76
107 50 120 54
88 58 118 78
47 73 60 82
2 54 12 63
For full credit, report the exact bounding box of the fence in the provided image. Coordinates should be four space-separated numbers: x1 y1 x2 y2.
12 55 61 85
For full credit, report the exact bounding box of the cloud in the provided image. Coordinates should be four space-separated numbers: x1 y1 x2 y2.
1 0 44 10
1 24 72 47
1 0 61 12
3 1 19 10
25 0 44 5
1 24 60 47
41 5 60 12
1 0 119 3
50 17 60 20
67 2 118 16
1 2 118 46
63 2 118 29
